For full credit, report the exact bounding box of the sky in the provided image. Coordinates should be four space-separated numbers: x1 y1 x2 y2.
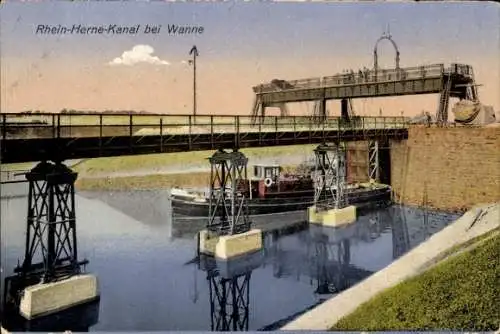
1 1 499 118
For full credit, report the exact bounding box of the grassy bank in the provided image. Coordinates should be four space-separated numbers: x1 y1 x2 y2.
75 165 301 191
2 144 315 190
73 145 315 176
75 171 211 191
331 228 500 331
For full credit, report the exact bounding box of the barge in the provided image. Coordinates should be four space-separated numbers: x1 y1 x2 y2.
170 164 392 218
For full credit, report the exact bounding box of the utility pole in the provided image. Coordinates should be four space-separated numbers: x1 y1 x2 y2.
189 45 199 123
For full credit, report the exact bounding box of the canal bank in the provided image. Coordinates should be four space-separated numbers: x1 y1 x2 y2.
282 202 500 331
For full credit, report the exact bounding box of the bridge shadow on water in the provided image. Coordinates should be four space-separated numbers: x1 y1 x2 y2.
1 186 460 331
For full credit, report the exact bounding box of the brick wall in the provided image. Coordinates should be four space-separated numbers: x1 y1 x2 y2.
390 126 500 212
346 141 370 183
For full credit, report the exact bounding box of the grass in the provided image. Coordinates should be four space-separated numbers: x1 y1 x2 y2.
0 145 316 174
331 228 500 331
72 145 316 175
75 171 212 191
1 145 314 190
75 164 301 191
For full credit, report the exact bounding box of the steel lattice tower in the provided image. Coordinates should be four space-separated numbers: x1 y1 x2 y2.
16 161 86 284
207 149 250 236
312 143 347 211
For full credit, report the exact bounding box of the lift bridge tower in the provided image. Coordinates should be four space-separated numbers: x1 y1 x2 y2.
3 160 99 324
197 148 263 261
308 143 357 227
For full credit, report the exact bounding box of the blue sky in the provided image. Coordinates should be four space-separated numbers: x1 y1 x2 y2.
1 1 498 115
2 2 498 59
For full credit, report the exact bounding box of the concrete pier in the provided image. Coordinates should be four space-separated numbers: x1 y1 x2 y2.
19 274 99 320
308 205 357 227
199 229 263 259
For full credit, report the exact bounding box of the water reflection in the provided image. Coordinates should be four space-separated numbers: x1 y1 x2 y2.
1 186 460 331
263 224 373 302
2 298 100 332
193 252 264 331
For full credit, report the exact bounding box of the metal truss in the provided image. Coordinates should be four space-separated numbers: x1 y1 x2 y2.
436 73 452 126
312 99 327 123
368 140 380 182
207 149 251 236
208 272 251 331
4 161 88 311
312 143 347 211
18 161 85 282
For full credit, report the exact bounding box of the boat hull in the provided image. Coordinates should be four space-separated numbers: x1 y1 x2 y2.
171 186 392 218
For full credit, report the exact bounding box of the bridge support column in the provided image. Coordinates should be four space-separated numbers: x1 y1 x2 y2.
313 99 327 124
3 161 98 321
198 149 262 259
308 143 357 227
340 99 349 121
251 95 266 125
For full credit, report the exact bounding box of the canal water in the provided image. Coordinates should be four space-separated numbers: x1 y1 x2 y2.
1 184 460 331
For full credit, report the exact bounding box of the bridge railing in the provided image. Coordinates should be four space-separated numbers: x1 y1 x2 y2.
1 113 409 140
253 63 449 93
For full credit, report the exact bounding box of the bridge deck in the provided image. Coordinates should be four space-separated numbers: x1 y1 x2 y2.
253 63 475 104
1 114 408 163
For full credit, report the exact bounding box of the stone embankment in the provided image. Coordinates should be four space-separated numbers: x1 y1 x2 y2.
390 126 500 212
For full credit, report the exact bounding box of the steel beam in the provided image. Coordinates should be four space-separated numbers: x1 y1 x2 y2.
368 140 380 182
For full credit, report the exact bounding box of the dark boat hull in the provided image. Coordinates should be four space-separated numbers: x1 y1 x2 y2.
171 186 392 218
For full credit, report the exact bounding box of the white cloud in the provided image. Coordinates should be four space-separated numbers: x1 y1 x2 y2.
109 45 169 66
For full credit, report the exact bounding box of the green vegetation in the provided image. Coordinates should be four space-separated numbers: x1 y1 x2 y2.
331 229 500 331
2 145 314 190
1 145 315 174
72 145 315 175
75 164 301 191
75 171 211 191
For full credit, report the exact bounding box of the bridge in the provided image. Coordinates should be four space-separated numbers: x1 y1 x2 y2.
0 113 408 164
252 62 477 125
1 31 480 325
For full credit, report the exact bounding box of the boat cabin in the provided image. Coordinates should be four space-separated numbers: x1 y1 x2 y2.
249 164 312 199
252 164 281 182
